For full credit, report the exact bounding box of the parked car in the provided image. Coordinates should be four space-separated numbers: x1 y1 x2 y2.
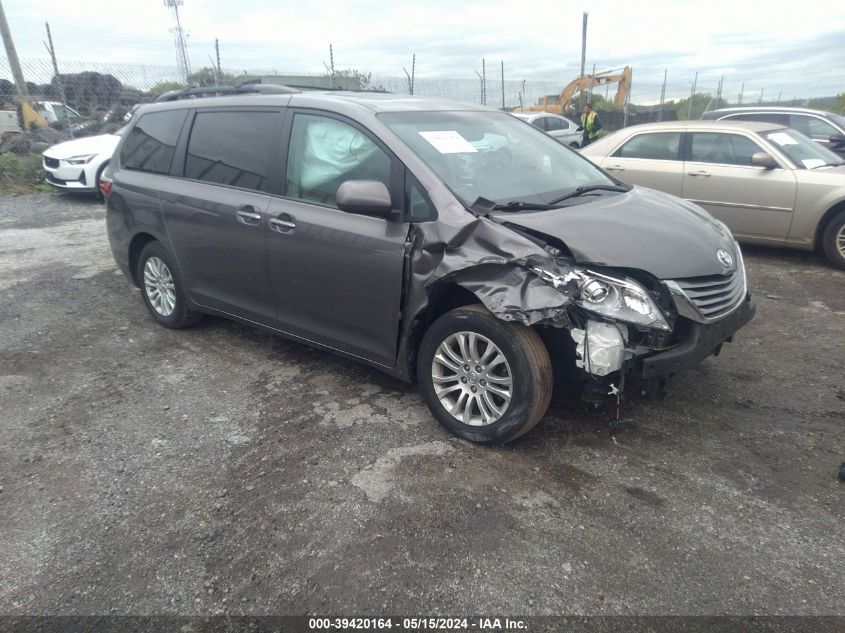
510 111 582 147
701 106 845 157
104 92 755 444
581 120 845 268
42 126 125 194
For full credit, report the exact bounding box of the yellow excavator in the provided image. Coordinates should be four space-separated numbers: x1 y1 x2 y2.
529 66 632 114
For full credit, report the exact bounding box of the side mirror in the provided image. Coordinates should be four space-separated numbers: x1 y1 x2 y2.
829 133 845 145
751 152 776 169
336 180 393 217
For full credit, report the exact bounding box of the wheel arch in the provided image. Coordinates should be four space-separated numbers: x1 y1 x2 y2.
128 232 158 286
814 199 845 249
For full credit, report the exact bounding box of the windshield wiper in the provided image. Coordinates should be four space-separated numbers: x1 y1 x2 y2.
547 184 631 205
491 200 558 212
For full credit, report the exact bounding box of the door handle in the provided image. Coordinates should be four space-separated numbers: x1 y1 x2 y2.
688 170 711 177
236 207 262 225
605 164 625 171
269 214 296 233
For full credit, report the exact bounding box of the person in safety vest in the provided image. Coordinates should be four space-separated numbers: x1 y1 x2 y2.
577 103 602 147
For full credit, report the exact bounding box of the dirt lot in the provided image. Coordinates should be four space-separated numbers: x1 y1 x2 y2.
0 193 843 617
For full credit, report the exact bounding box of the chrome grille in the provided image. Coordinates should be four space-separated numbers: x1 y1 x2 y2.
671 269 745 320
44 156 59 169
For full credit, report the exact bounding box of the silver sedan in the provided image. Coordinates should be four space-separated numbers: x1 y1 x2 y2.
510 111 582 148
581 120 845 267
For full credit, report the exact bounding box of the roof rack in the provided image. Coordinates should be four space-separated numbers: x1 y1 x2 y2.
154 83 298 103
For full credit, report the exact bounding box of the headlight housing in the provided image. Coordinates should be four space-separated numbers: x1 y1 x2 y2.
531 266 670 331
65 154 97 165
576 271 670 331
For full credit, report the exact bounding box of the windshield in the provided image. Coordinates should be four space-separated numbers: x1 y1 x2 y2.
378 111 614 206
764 128 843 169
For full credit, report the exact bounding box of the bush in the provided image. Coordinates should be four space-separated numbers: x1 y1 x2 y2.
0 153 51 194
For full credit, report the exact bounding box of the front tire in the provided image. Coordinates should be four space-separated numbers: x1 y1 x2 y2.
136 242 202 329
417 305 552 444
821 210 845 269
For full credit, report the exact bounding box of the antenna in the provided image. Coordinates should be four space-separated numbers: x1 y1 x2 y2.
164 0 191 83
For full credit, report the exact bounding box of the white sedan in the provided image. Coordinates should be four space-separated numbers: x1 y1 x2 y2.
510 111 582 148
42 127 124 195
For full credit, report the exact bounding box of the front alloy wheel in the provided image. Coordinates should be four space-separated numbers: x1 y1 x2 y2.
431 332 512 426
418 305 552 444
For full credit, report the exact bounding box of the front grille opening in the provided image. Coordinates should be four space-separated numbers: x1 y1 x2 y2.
673 271 745 319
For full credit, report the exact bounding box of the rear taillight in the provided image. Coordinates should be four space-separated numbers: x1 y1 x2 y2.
99 176 112 197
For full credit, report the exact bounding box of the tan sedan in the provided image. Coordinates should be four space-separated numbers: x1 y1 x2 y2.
581 120 845 267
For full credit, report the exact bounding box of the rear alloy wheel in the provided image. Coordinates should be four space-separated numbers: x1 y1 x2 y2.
418 305 552 444
136 242 202 329
821 210 845 269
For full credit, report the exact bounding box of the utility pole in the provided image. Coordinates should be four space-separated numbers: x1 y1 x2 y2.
163 0 190 83
716 74 723 103
738 82 744 105
588 63 595 104
758 87 764 105
215 38 221 75
403 54 415 95
687 71 698 120
44 22 72 138
475 70 484 105
482 58 486 106
500 61 505 110
579 12 588 109
329 44 335 89
0 0 28 99
657 68 667 122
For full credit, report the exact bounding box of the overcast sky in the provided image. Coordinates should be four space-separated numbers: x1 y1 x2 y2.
3 0 845 99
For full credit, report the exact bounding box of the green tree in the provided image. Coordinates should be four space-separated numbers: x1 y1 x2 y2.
833 93 845 114
150 80 186 94
187 67 235 87
675 93 727 120
327 69 385 91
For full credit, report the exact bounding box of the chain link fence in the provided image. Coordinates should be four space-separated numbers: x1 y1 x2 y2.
1 56 840 142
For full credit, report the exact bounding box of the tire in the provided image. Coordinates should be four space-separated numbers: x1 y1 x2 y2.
821 210 845 269
417 304 552 444
136 241 202 329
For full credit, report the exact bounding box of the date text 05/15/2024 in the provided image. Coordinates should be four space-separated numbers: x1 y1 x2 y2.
308 617 528 630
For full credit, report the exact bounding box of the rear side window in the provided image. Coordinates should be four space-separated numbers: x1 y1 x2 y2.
531 118 547 131
286 113 393 206
614 132 681 160
788 114 838 138
545 117 564 132
184 111 278 192
690 132 763 166
725 113 786 125
120 110 186 174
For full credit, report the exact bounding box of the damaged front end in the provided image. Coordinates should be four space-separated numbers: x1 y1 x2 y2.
402 209 755 404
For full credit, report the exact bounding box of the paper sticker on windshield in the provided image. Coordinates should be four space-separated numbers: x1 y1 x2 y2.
419 131 478 154
802 158 826 169
768 132 798 146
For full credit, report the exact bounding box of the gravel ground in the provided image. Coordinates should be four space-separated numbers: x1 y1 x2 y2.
0 193 843 617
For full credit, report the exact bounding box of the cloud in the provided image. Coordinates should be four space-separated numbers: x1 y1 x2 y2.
2 0 844 99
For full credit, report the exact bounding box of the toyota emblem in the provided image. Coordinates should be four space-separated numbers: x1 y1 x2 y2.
717 249 733 267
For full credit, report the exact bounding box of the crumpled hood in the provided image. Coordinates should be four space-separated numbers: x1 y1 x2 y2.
498 186 738 279
43 133 120 159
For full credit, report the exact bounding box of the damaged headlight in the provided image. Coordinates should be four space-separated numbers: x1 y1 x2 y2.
576 271 670 331
530 266 670 331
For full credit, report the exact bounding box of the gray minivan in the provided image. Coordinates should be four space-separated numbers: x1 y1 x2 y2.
105 88 755 444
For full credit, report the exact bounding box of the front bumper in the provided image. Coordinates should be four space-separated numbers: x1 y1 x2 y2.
639 292 756 379
43 158 97 192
